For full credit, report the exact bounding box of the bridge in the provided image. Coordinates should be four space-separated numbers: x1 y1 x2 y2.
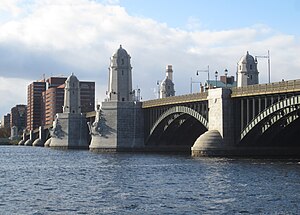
21 79 300 156
142 79 300 156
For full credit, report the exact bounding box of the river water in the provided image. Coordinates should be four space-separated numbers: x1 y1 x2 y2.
0 146 299 214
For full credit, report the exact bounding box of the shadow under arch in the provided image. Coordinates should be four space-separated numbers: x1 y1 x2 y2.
146 106 208 150
240 95 300 146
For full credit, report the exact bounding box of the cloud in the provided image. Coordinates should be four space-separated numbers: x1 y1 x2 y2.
0 0 23 17
0 0 299 117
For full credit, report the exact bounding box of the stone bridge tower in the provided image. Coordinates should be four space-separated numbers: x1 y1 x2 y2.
107 45 133 102
89 45 144 152
159 65 175 98
237 51 259 87
49 74 88 149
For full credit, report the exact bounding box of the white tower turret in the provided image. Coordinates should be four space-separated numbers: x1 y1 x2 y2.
63 73 81 114
107 45 133 102
237 51 259 87
159 65 175 98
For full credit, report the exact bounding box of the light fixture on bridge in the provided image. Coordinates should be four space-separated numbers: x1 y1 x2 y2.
224 69 228 87
215 71 218 88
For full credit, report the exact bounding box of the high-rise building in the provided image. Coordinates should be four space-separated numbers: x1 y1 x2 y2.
27 76 95 128
10 105 27 132
80 81 95 113
1 114 11 128
43 84 65 126
42 77 66 126
27 80 46 130
42 77 95 126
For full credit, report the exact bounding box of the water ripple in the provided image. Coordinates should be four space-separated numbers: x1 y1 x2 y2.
0 146 299 214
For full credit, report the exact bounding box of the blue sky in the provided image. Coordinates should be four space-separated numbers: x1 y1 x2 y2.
118 0 300 34
0 0 300 119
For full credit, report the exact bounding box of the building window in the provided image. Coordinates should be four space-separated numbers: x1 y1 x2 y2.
122 70 124 75
250 64 253 70
121 59 124 65
122 98 125 101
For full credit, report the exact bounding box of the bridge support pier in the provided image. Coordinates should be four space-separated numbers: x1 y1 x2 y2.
33 126 45 147
24 130 34 146
89 101 144 152
192 88 235 156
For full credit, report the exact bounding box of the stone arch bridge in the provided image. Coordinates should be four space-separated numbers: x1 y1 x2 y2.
24 79 300 156
142 79 300 156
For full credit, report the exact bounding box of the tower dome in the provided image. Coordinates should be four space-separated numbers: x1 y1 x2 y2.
237 51 259 87
239 51 256 65
112 45 129 57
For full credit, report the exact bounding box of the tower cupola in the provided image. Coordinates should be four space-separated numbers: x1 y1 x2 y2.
237 51 259 87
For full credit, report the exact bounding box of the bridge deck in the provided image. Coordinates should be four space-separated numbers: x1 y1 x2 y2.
142 92 208 108
231 79 300 97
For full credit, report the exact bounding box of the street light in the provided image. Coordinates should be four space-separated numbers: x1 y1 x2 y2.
215 71 218 88
196 65 210 83
224 69 228 87
156 80 161 98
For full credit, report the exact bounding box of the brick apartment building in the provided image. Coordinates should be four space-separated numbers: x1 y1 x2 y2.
27 76 95 130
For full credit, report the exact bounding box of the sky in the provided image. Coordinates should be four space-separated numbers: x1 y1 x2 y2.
0 0 300 118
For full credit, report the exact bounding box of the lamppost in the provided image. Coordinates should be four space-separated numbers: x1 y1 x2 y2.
156 80 161 98
255 50 271 84
196 65 210 84
224 69 228 88
215 71 218 88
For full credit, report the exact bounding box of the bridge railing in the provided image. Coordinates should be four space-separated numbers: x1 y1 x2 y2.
231 79 300 97
142 92 208 108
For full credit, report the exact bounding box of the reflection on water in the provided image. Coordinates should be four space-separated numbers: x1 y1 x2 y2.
0 146 299 214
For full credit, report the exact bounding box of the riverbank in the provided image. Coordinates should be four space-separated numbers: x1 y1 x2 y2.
0 138 14 145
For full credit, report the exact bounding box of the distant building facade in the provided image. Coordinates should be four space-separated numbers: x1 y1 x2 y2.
42 77 66 126
80 81 95 113
27 76 95 128
1 114 11 128
27 80 47 130
10 105 27 132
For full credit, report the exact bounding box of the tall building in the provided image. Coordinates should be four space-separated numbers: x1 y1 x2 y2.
237 51 259 87
27 76 95 128
42 77 66 126
27 80 46 130
10 105 27 132
1 114 11 128
159 65 175 98
107 45 133 102
42 77 95 126
43 84 65 126
80 81 95 113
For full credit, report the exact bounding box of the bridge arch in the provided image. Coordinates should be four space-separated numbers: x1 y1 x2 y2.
146 106 208 148
150 106 208 135
240 95 300 144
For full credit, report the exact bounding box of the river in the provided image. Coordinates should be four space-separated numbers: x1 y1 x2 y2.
0 146 299 214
